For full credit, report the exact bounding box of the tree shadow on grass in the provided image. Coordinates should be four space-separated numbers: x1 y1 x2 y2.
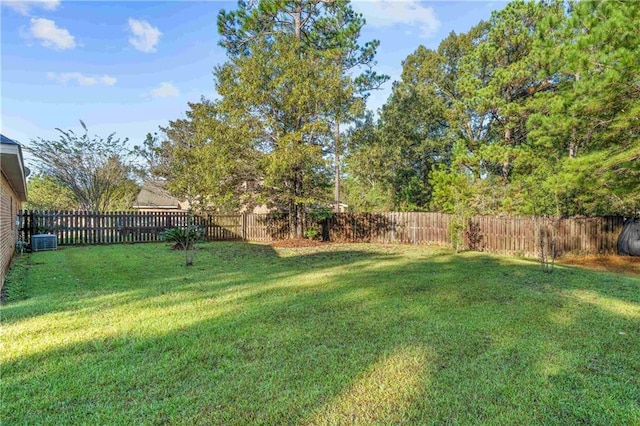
0 242 400 326
1 247 639 424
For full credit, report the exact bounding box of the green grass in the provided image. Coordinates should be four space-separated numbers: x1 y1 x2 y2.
1 242 639 425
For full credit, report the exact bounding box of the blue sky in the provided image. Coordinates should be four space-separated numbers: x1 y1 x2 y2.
1 0 507 160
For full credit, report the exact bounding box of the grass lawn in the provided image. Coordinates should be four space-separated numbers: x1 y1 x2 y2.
1 242 639 425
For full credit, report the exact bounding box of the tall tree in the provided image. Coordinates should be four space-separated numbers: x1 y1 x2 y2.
135 100 260 213
527 0 640 215
218 0 388 212
345 27 481 211
215 35 346 236
310 3 388 211
27 121 137 212
345 0 637 217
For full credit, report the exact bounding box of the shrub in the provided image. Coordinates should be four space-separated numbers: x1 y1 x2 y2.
305 208 332 240
161 226 204 251
161 225 204 266
303 228 319 240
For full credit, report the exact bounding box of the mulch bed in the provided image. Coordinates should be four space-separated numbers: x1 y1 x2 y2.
560 254 640 276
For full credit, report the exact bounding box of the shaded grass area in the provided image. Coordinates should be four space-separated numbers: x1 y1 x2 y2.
1 242 639 425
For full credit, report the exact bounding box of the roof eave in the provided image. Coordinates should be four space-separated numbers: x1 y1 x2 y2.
0 143 28 201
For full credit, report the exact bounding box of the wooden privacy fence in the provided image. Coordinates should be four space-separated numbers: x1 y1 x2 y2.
327 212 452 245
18 211 245 246
17 210 625 257
464 215 624 257
326 213 624 256
17 211 293 246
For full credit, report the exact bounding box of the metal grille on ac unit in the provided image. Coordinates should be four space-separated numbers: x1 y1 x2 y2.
31 234 57 251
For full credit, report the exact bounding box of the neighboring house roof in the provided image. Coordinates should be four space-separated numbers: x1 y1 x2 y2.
1 134 20 145
0 134 29 201
133 180 184 209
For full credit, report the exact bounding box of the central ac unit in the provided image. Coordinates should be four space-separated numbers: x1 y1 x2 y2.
31 234 58 252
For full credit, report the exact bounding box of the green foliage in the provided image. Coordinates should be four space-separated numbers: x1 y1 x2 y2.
430 142 477 252
27 121 137 212
526 0 640 215
307 207 333 222
303 228 319 240
218 0 387 93
161 226 204 251
430 141 476 215
347 0 638 217
344 178 394 212
152 1 388 236
345 44 454 211
303 207 332 240
135 101 261 214
214 33 350 236
161 224 204 267
97 178 139 212
448 219 466 254
216 0 387 227
430 168 475 215
24 174 78 211
140 0 637 218
343 112 393 211
25 174 138 213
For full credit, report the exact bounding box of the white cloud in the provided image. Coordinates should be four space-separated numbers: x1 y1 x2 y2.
3 0 60 16
352 0 441 38
128 18 161 53
29 17 76 50
149 82 180 99
47 72 117 86
100 75 117 86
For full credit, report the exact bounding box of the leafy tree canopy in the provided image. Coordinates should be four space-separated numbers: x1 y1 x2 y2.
345 0 639 217
27 121 138 212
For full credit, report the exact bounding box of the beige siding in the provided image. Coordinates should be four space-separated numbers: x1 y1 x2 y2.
133 208 187 213
1 172 21 289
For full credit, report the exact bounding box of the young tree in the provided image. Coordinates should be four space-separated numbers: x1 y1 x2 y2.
27 121 137 212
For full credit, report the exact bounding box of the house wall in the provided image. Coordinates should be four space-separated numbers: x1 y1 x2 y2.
133 208 187 213
1 172 21 289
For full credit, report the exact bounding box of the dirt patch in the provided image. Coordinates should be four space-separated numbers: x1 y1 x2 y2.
560 254 640 276
270 238 326 248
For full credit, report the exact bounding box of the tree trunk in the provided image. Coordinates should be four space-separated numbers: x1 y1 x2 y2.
502 127 511 181
569 128 577 158
289 168 305 239
334 120 341 213
296 203 304 238
289 199 296 239
293 7 301 40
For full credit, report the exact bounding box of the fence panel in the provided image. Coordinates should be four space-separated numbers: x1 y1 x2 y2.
16 210 625 258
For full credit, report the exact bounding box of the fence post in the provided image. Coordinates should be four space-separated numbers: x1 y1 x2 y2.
242 213 247 241
29 210 36 243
